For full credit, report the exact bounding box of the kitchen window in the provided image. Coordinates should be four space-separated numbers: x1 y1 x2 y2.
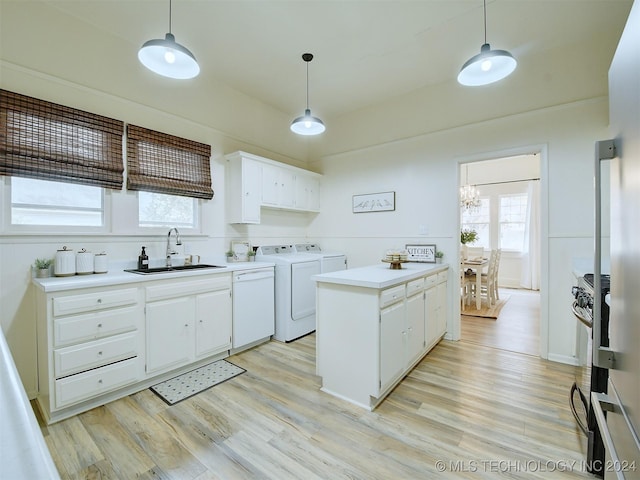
138 191 198 229
10 177 103 226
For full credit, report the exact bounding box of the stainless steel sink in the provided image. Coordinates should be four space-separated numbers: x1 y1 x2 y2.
124 264 227 275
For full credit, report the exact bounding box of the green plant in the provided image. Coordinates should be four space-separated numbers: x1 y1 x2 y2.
34 258 53 269
460 229 478 245
226 250 234 257
435 251 444 259
247 250 256 257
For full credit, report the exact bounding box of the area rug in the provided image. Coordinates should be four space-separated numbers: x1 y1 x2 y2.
462 295 510 319
150 359 245 405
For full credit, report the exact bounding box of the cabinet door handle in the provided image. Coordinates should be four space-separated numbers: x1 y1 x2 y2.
97 299 102 304
98 379 103 384
98 351 103 356
97 323 103 328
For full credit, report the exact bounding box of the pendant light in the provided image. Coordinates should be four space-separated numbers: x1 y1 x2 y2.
138 0 200 79
460 165 481 211
290 53 325 136
458 0 516 86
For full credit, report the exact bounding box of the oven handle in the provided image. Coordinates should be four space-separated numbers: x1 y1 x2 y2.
572 300 592 329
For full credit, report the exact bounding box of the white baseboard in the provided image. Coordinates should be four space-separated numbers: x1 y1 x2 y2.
547 352 580 366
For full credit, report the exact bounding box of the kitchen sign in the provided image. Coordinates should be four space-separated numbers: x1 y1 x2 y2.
405 244 436 263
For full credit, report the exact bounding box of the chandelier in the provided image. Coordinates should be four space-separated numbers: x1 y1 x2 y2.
460 165 481 211
460 184 481 211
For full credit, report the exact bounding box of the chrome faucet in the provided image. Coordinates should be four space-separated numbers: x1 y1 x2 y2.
166 228 182 267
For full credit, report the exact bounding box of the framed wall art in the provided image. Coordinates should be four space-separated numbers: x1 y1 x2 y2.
231 240 251 262
405 244 436 263
352 191 395 213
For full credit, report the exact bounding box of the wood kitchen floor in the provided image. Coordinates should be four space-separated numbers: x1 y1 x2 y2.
461 287 540 356
37 330 593 479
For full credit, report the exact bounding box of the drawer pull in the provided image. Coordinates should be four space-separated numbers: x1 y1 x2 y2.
97 299 102 304
98 351 103 356
97 323 103 328
98 379 103 384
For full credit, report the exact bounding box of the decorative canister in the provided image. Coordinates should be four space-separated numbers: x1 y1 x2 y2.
76 248 94 275
54 246 76 277
94 252 108 274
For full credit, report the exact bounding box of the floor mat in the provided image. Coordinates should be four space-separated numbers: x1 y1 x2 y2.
461 295 510 319
150 359 245 405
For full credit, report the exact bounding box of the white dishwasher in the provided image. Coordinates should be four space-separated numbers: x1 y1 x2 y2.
232 267 275 353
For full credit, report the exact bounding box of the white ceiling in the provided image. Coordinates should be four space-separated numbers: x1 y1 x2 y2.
30 0 632 122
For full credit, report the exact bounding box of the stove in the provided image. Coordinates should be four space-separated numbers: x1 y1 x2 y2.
570 273 612 477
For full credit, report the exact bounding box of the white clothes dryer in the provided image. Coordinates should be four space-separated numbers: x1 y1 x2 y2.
293 244 347 273
255 245 321 342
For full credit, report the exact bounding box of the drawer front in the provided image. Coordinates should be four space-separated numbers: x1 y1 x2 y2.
54 305 139 347
437 271 448 283
145 275 231 302
406 278 424 297
380 284 406 309
425 274 437 288
55 357 139 409
54 331 138 378
53 288 139 317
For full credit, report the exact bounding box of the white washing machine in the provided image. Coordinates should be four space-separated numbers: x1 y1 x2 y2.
255 245 321 342
294 243 347 273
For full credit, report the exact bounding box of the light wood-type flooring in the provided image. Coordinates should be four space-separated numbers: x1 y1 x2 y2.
37 325 594 479
461 288 540 356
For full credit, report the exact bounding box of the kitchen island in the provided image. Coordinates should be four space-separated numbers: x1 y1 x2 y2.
314 262 448 410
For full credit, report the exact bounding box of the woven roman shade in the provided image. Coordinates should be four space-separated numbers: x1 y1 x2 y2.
0 89 124 189
126 124 213 200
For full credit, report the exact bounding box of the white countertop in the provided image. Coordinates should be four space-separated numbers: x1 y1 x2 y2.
313 262 448 289
33 261 275 293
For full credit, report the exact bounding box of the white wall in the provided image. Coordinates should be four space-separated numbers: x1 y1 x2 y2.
308 98 609 364
0 66 316 396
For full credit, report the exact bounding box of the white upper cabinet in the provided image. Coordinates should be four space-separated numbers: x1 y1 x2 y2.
226 151 321 224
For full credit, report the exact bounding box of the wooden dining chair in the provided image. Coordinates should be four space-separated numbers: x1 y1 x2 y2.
468 249 498 307
460 264 473 311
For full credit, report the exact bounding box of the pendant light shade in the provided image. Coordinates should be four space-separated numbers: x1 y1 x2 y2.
291 53 325 136
458 0 516 86
138 1 200 79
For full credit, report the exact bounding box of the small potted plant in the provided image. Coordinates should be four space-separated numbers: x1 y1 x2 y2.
226 250 235 263
248 250 256 262
34 258 53 278
435 251 444 264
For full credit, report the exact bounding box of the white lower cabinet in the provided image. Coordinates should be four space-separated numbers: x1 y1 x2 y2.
195 289 232 358
36 285 144 423
146 296 194 375
145 275 232 376
36 272 233 424
380 301 406 390
316 266 448 410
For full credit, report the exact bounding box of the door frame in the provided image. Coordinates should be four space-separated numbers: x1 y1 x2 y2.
452 144 549 359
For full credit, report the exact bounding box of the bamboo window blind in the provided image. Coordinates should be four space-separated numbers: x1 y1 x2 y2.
126 124 213 200
0 89 124 189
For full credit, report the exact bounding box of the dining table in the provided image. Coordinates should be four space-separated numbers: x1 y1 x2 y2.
461 257 488 309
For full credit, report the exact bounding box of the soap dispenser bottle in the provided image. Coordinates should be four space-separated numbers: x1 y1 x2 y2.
138 246 149 270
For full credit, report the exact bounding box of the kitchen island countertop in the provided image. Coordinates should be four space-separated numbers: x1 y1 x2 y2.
313 262 448 290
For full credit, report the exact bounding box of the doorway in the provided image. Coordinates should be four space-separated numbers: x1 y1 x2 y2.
458 153 541 356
